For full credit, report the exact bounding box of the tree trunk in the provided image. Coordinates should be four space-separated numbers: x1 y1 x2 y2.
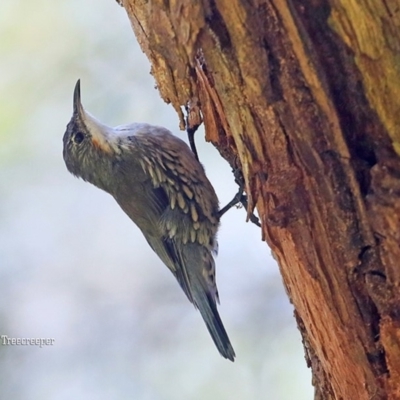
119 0 400 398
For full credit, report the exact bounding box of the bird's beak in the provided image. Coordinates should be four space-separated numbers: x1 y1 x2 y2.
71 79 114 153
73 79 83 117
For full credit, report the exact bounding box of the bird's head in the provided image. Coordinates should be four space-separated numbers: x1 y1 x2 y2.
63 80 115 183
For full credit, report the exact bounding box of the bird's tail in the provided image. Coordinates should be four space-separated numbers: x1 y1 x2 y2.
194 282 236 361
183 244 236 361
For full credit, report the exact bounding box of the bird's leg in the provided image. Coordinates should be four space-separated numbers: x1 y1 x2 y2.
239 193 262 227
185 103 201 162
185 101 261 227
218 186 245 218
187 126 200 162
218 168 261 227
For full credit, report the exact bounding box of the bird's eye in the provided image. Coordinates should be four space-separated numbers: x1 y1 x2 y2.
73 131 85 144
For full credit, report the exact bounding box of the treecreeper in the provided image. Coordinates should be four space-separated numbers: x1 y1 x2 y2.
62 80 235 361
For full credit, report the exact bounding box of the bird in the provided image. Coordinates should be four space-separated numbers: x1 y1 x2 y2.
62 80 235 361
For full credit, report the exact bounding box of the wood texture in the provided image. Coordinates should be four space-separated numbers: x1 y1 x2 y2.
120 0 400 398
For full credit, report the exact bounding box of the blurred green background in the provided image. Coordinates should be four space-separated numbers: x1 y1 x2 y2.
0 1 313 399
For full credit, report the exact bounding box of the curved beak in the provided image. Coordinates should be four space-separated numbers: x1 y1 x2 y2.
73 79 83 116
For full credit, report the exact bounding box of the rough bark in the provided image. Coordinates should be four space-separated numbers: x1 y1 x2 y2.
119 0 400 398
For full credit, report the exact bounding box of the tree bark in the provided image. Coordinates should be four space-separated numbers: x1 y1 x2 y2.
119 0 400 398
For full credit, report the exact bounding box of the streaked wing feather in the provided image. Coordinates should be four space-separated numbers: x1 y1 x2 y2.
141 185 194 304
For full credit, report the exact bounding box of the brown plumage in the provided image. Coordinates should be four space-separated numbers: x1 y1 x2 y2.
62 80 235 361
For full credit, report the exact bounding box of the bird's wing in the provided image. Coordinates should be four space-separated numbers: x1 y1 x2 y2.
137 183 195 303
117 128 219 305
143 231 194 304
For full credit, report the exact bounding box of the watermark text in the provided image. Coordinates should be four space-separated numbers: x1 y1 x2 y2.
1 335 55 348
